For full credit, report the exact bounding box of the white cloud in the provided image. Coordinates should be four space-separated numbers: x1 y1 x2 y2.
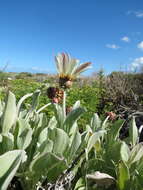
31 67 50 72
121 36 130 42
135 11 143 18
6 65 54 73
127 10 143 18
137 41 143 50
31 67 41 71
106 44 120 49
131 57 143 71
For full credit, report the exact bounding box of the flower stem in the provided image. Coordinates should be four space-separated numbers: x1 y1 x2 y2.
63 90 66 119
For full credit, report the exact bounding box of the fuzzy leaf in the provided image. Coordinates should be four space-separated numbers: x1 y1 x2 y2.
53 104 64 128
117 161 130 190
16 93 33 116
47 116 57 129
129 117 138 146
48 128 69 155
74 178 85 190
30 152 66 183
128 143 143 165
26 90 41 119
64 107 86 133
17 119 32 150
0 150 25 190
120 142 130 162
72 100 80 110
38 139 53 154
107 119 124 143
69 131 81 160
0 133 14 154
38 127 48 145
1 91 17 133
87 130 106 153
106 141 127 164
90 113 101 132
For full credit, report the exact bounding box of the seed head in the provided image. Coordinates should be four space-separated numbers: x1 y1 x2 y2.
47 87 64 103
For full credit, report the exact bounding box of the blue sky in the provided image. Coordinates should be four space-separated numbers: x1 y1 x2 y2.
0 0 143 75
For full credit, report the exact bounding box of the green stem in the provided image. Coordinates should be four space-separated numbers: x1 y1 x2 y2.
36 103 51 113
63 90 66 119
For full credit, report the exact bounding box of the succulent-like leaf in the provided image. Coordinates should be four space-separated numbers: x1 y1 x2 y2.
25 90 41 120
0 150 25 190
87 130 106 153
129 117 138 146
53 104 64 128
0 134 2 143
128 143 143 165
47 116 57 129
0 100 4 118
36 103 51 114
68 131 81 160
107 119 124 143
0 133 14 154
1 91 17 133
64 107 86 133
37 139 53 154
16 93 33 116
30 152 66 183
120 142 130 162
117 161 130 190
136 157 143 174
69 122 78 137
74 178 85 190
105 141 127 164
102 116 109 129
35 113 47 130
48 128 69 155
72 100 80 110
31 90 41 110
17 119 32 150
90 113 101 132
38 127 48 145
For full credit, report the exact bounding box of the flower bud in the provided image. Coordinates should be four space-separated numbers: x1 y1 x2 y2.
52 97 59 104
65 80 73 88
106 112 116 121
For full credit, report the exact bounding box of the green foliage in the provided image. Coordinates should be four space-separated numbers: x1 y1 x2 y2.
117 161 130 190
0 91 86 189
80 114 143 190
1 79 101 127
9 79 41 100
67 85 100 126
15 72 32 79
0 72 143 189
